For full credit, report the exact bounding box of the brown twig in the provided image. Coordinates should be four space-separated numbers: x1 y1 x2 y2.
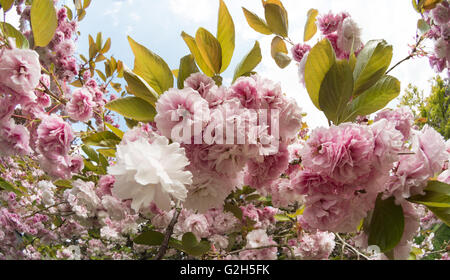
154 207 181 260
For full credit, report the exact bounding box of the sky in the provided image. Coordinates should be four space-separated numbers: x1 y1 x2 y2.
7 0 438 128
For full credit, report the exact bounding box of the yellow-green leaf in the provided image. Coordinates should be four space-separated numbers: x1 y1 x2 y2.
127 36 174 95
304 38 336 110
178 54 199 89
233 41 262 82
350 75 401 117
0 22 29 49
0 0 14 12
264 3 288 37
319 60 354 124
30 0 57 47
105 123 124 139
353 39 393 97
181 31 214 77
101 38 111 54
106 96 156 123
123 68 159 106
304 9 318 42
195 28 222 75
271 36 290 68
217 0 235 73
242 7 272 35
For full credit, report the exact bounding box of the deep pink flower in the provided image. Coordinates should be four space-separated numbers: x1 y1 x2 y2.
317 12 342 35
291 43 311 62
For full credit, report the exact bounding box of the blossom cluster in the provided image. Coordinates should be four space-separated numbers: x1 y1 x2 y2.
422 1 450 76
150 73 304 212
293 11 364 85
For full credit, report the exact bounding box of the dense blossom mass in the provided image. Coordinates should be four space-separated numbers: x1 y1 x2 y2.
0 0 449 260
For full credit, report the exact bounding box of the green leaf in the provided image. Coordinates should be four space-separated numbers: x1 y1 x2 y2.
30 0 58 47
181 31 214 77
428 207 450 227
304 8 318 42
274 214 291 222
123 68 159 106
350 75 400 117
134 230 164 246
264 3 288 37
417 19 431 35
127 36 173 94
233 41 262 82
319 60 354 124
368 195 405 253
53 179 73 189
217 0 235 73
177 54 199 89
353 39 393 96
82 145 99 163
195 28 222 75
82 131 122 148
106 96 156 123
224 202 243 220
271 36 291 69
432 223 450 249
0 22 29 49
304 38 336 110
181 232 211 257
242 7 272 35
0 0 14 12
409 181 450 208
0 177 23 196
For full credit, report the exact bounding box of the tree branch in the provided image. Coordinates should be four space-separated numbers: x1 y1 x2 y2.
154 207 181 260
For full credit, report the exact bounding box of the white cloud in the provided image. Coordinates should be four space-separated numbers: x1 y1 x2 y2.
168 0 216 23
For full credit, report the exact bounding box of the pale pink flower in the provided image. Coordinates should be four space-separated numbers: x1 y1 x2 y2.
184 170 237 213
337 17 362 55
155 87 210 142
438 170 450 184
300 123 375 185
289 231 335 260
182 214 210 240
431 2 450 25
0 118 31 156
375 108 414 141
244 145 290 189
184 72 215 97
55 40 76 58
37 115 74 160
279 97 303 141
239 229 277 260
268 177 305 208
0 48 41 100
66 88 95 122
